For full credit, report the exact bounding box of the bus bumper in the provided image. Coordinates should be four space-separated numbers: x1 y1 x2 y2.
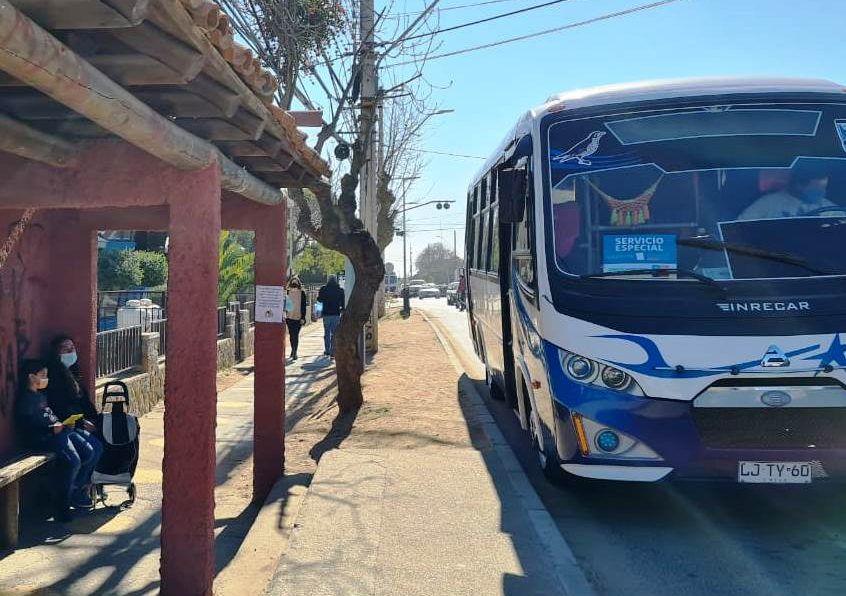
547 369 846 482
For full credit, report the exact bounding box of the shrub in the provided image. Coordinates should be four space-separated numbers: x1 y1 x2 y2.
98 250 143 291
136 250 168 287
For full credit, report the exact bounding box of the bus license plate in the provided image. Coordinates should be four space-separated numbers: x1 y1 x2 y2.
738 461 812 484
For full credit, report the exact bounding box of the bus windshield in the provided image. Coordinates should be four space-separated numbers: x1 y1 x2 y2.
546 103 846 281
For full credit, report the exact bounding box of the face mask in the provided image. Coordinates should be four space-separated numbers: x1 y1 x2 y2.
801 187 826 204
60 351 78 368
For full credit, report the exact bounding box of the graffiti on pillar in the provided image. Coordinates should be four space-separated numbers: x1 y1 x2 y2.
0 214 41 421
0 262 31 419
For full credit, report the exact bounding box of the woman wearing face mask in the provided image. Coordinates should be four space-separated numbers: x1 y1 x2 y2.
16 359 99 520
45 336 104 501
285 276 308 360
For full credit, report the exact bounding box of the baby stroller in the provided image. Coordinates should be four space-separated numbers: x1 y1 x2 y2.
91 381 140 508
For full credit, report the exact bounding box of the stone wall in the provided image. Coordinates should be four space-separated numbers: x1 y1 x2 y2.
218 337 236 370
239 308 255 359
96 333 239 419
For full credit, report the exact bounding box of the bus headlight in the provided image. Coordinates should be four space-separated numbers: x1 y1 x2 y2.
560 350 643 396
601 366 632 391
565 355 597 381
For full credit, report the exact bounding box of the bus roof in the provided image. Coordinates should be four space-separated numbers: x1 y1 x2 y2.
540 77 845 114
470 77 845 187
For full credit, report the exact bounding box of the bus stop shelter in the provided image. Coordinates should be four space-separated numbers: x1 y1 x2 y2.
0 0 329 593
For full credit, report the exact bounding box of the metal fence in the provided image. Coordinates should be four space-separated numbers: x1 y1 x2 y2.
217 306 227 338
243 301 255 322
96 325 142 378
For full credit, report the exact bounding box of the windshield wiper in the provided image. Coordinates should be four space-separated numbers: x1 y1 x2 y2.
676 237 832 276
579 268 728 295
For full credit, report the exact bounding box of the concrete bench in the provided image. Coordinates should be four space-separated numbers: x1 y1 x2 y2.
0 452 55 549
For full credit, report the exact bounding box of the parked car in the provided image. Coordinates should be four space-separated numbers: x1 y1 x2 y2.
437 284 448 297
418 284 441 299
446 282 459 305
407 279 427 297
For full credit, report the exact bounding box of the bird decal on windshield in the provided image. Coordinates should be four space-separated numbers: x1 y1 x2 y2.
552 131 606 166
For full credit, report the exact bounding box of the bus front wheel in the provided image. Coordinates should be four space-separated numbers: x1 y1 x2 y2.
528 402 563 483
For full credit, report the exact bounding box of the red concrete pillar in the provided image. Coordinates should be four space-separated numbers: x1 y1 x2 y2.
253 203 287 501
160 165 221 596
47 210 97 399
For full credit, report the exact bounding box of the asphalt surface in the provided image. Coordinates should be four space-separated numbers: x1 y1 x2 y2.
413 296 846 596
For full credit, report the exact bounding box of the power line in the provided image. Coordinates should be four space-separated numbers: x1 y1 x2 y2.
387 0 574 44
387 0 686 67
412 148 487 159
387 0 535 18
399 227 466 232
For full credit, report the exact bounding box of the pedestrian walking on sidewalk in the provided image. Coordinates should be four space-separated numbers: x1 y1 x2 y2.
457 273 467 312
317 275 344 357
285 276 308 360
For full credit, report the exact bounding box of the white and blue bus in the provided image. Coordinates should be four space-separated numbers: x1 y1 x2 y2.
466 78 846 484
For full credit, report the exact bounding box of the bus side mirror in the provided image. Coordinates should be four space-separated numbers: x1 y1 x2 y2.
499 164 526 224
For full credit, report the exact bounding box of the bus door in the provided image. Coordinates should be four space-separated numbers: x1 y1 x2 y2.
498 136 536 407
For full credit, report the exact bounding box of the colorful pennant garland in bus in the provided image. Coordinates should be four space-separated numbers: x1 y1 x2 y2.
586 177 662 226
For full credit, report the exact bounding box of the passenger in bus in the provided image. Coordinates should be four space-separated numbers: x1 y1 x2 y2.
737 165 843 220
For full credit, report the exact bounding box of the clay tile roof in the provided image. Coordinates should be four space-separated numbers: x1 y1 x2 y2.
179 0 330 178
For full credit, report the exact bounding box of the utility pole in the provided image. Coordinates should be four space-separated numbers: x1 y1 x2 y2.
402 193 410 315
453 228 458 281
359 0 378 359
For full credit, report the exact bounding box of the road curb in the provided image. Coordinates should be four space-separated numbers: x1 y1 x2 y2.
421 310 596 596
216 476 310 596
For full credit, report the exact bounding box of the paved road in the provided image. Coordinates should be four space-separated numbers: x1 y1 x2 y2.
414 296 846 596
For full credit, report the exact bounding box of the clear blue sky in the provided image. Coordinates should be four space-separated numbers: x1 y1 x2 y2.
305 0 846 275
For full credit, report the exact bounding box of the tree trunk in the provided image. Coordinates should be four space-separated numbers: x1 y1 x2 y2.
333 230 384 413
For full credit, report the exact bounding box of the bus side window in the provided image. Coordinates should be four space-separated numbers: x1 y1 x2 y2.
481 210 491 272
513 168 536 291
466 189 476 268
474 184 484 269
490 208 500 274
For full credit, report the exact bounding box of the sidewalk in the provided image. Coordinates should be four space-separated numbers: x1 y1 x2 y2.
0 325 333 595
264 312 593 596
0 314 592 595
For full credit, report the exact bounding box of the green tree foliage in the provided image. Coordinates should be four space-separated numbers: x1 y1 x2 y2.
293 241 344 283
98 250 143 291
136 250 168 288
228 230 255 252
219 231 255 305
414 243 463 285
98 250 169 290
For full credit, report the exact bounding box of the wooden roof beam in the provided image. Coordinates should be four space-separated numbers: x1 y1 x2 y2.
109 21 205 82
8 0 149 29
89 53 191 85
0 113 77 166
0 0 283 203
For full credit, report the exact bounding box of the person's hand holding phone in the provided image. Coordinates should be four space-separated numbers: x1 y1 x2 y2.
52 422 64 435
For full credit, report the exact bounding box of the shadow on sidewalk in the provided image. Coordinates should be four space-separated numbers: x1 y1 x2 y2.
308 409 359 463
454 372 578 596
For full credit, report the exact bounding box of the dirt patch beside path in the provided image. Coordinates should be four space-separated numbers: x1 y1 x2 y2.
283 311 473 478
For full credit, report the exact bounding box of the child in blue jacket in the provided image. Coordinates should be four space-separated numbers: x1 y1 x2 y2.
16 359 100 522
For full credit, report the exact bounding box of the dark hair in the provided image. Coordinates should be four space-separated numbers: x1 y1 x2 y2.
288 276 302 289
791 162 829 188
19 359 47 394
49 335 74 357
49 334 82 383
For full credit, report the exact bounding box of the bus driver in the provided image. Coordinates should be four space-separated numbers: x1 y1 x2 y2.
737 164 843 220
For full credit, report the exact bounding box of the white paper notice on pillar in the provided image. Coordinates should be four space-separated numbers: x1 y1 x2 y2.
255 285 286 324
